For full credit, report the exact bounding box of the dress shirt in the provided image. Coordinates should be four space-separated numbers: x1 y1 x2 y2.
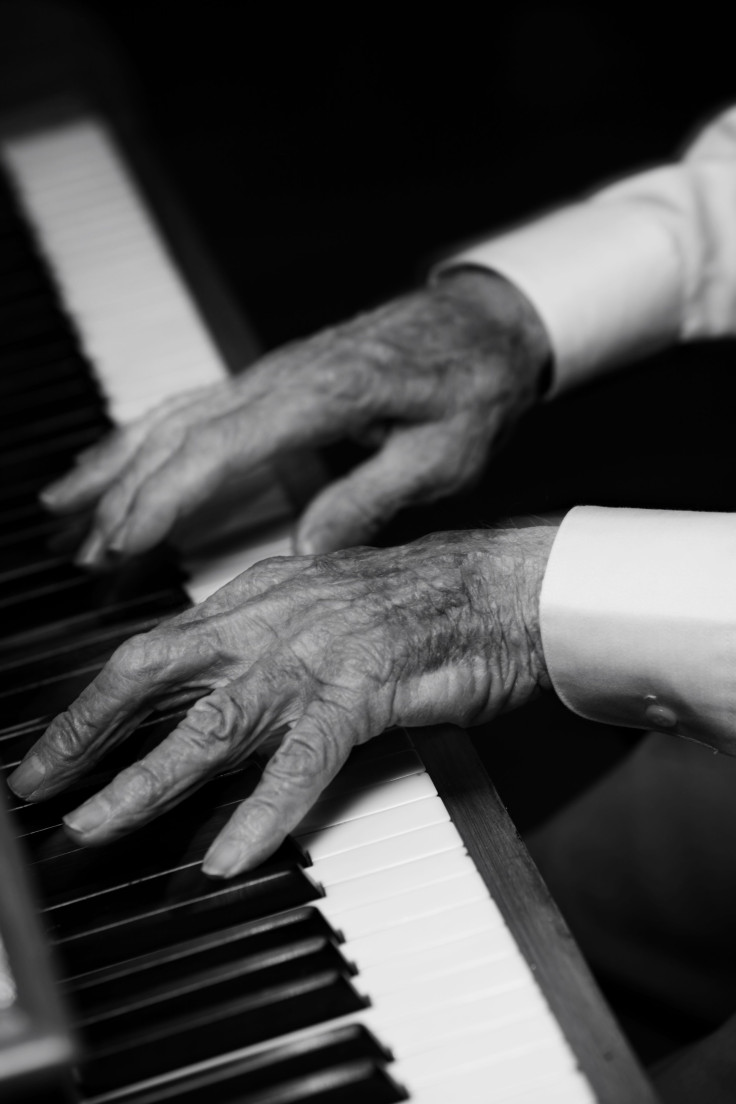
446 106 736 748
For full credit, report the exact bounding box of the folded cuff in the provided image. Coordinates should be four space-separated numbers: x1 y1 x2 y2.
540 506 736 751
437 201 683 396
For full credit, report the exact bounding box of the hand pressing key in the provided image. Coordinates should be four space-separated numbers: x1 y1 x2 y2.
39 272 550 565
7 526 557 877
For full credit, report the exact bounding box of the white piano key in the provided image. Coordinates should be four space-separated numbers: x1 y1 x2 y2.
405 1042 575 1104
368 983 549 1057
319 748 425 799
299 794 451 861
396 1010 565 1086
308 819 467 884
347 896 505 967
498 1074 597 1104
318 848 476 907
360 932 526 997
3 120 227 425
185 523 295 603
319 867 491 940
297 770 437 834
366 956 536 1024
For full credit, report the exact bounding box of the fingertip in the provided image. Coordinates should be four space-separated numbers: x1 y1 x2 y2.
202 838 248 878
294 520 343 556
75 529 110 569
62 798 109 838
7 755 46 800
38 485 61 509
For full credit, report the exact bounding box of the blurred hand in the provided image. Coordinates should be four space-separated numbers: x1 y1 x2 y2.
40 270 551 565
8 524 557 876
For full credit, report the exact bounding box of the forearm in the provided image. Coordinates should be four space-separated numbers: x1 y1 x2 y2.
439 105 736 395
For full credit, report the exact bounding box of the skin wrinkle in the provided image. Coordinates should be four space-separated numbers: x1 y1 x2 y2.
9 524 559 870
43 270 550 565
19 268 560 870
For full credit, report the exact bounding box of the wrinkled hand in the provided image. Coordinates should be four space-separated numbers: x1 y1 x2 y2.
8 525 556 876
40 271 550 564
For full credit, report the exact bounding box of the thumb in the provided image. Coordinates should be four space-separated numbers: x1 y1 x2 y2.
295 424 445 553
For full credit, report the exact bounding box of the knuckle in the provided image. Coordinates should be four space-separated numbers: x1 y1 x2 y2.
277 722 347 786
112 761 164 806
41 709 89 765
187 688 246 746
95 483 131 532
110 631 161 681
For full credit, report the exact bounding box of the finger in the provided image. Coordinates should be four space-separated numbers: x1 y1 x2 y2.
7 624 218 801
295 423 458 553
84 391 331 560
40 389 214 515
202 703 360 877
6 644 156 801
60 682 276 844
102 428 245 557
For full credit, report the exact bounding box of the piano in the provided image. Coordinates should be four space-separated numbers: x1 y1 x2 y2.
0 7 659 1102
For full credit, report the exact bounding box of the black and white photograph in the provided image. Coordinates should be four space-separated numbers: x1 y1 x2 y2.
0 3 735 1101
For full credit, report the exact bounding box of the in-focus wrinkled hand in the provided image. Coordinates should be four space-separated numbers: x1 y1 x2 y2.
40 271 550 565
8 525 556 876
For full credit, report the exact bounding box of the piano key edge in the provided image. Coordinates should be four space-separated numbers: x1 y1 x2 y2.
409 724 660 1104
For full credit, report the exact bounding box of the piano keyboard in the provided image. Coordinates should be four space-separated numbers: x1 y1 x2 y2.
0 105 650 1103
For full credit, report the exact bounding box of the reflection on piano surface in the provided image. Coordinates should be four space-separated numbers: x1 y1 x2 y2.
0 31 658 1103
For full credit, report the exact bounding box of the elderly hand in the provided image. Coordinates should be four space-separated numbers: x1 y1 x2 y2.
40 271 550 565
8 524 556 876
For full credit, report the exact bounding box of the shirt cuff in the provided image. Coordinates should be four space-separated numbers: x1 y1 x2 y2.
540 506 736 751
439 200 683 396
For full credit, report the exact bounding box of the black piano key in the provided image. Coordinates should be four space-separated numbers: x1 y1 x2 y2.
0 610 163 687
0 584 188 654
45 855 320 939
78 970 368 1091
0 473 61 511
0 425 107 483
51 864 322 973
27 812 306 883
96 1025 393 1104
0 499 56 527
64 905 341 997
31 767 267 895
0 405 108 448
0 661 103 727
0 566 180 641
0 303 81 350
0 374 102 422
77 936 353 1040
1 709 186 781
0 348 90 389
0 594 185 669
234 1062 406 1104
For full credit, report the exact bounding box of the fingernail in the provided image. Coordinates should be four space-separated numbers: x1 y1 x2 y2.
39 484 63 507
7 755 45 798
75 530 107 568
106 534 126 557
202 839 244 878
295 533 317 555
63 799 109 836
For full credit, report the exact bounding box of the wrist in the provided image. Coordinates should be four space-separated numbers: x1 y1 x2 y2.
435 267 553 400
479 522 559 701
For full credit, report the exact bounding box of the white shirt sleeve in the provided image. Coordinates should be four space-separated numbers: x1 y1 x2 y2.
441 105 736 395
440 107 736 747
540 507 736 752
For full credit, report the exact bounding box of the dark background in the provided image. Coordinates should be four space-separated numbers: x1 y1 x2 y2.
70 3 734 348
70 0 736 805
